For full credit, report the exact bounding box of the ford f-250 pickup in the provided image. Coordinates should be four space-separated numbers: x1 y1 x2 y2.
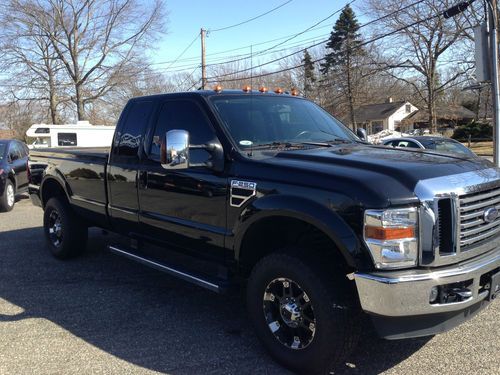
29 89 500 374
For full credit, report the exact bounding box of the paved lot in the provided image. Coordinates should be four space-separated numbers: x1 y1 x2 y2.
0 198 499 375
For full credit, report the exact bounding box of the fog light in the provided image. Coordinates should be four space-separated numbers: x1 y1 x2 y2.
429 286 439 303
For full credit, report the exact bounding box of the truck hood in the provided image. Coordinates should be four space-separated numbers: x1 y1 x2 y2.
257 144 494 207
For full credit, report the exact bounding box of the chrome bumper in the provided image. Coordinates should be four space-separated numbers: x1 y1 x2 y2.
354 247 500 317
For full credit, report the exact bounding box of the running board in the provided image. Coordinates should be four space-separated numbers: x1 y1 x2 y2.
108 245 227 293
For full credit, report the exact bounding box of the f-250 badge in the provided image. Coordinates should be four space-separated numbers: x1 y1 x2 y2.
230 180 257 207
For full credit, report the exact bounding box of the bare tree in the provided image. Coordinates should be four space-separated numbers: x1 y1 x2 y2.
367 0 476 132
12 0 166 121
0 2 68 124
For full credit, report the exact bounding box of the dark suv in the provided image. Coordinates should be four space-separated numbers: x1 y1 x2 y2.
0 139 29 211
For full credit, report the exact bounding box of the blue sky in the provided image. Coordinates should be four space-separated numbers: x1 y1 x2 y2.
148 0 366 76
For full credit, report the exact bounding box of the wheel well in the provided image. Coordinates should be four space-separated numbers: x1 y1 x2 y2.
41 179 67 207
238 216 350 276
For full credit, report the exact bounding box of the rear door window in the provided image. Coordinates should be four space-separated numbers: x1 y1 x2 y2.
115 101 154 157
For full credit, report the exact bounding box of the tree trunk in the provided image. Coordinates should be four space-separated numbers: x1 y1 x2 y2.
48 73 58 124
75 84 85 121
346 53 357 131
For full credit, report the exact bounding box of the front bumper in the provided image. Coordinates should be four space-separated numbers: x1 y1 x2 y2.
354 247 500 339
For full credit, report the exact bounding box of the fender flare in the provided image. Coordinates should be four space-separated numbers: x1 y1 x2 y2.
233 194 363 268
39 167 72 207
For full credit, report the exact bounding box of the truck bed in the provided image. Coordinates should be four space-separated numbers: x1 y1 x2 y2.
29 147 110 227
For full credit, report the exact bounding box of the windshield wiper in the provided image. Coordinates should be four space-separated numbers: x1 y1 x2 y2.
250 141 301 150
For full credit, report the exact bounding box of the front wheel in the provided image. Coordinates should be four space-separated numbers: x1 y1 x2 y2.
43 197 88 259
247 251 360 374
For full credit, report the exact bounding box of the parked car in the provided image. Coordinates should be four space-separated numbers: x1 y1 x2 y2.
0 139 29 211
383 136 477 157
29 90 500 374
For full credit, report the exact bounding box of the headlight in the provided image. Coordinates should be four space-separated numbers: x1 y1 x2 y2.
364 207 419 269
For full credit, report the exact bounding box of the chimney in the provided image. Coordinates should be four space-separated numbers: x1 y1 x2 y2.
386 97 393 103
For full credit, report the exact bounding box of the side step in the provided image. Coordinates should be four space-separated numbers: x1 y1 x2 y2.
108 245 231 293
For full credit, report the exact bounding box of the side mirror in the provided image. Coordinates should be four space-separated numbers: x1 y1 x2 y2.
356 128 367 141
161 129 224 172
161 130 190 169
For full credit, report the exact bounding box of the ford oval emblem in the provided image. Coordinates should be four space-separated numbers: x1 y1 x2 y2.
483 207 499 223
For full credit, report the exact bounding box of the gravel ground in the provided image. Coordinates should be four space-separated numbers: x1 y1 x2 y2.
0 198 499 375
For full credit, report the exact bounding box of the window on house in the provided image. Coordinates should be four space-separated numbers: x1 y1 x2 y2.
405 104 411 113
371 120 384 134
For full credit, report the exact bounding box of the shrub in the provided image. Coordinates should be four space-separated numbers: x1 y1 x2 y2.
452 121 492 141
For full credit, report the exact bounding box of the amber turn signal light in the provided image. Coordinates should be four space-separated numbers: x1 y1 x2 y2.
213 85 223 92
364 226 415 241
274 87 283 94
242 85 251 92
259 87 268 93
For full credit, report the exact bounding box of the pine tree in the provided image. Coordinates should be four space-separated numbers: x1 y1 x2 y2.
302 49 316 98
321 5 364 130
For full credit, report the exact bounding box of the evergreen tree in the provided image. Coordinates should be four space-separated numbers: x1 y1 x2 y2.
321 5 364 129
302 49 316 98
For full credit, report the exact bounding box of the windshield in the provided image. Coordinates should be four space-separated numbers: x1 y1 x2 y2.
423 139 475 156
210 95 358 148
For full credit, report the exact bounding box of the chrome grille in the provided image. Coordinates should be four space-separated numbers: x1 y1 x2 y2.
459 187 500 249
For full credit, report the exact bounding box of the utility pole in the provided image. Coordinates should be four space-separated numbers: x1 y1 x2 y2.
488 0 500 166
201 28 207 90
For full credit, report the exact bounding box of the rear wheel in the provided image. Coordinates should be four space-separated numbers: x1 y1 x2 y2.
0 180 15 212
43 197 88 259
247 251 360 374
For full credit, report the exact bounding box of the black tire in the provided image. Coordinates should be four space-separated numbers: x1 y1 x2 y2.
247 251 360 374
0 180 15 212
43 197 88 259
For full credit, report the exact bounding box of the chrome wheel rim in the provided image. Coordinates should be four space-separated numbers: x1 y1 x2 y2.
48 210 63 247
263 277 316 350
6 184 14 207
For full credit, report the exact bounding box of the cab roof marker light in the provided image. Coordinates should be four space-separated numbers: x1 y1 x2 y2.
291 88 299 96
213 85 223 93
274 87 283 94
242 85 251 92
259 87 268 93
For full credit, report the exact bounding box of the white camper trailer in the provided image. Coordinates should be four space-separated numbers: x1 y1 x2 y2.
26 121 115 149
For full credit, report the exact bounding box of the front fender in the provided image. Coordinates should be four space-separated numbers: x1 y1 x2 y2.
233 194 365 268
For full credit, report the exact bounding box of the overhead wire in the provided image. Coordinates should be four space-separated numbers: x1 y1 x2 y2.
209 0 294 32
206 0 459 84
206 0 429 81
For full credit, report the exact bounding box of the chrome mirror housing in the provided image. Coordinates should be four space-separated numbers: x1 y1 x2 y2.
162 130 190 169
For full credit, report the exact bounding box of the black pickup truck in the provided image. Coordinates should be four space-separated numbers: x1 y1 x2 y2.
29 90 500 374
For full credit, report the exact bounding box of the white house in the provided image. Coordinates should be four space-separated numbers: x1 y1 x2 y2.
354 98 418 135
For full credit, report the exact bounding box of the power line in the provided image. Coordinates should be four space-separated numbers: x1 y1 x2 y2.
209 0 294 32
162 33 200 72
205 0 425 82
149 21 336 68
207 0 356 68
206 1 459 84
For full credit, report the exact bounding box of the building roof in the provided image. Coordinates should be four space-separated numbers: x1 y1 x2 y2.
0 129 15 139
354 101 407 122
402 105 476 124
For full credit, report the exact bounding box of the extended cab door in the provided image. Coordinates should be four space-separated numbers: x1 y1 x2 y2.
107 100 155 236
138 98 227 259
